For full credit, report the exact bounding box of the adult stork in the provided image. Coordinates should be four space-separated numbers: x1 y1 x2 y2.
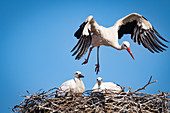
71 13 168 74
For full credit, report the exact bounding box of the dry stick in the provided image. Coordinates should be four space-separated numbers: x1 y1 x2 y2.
128 87 132 94
132 75 157 94
44 87 57 94
26 90 31 95
13 93 32 111
118 86 125 94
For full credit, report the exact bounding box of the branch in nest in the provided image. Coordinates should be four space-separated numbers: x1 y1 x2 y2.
26 90 31 95
118 86 125 94
128 87 132 94
130 75 157 94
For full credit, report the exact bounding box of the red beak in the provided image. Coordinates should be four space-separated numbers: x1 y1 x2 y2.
127 47 135 60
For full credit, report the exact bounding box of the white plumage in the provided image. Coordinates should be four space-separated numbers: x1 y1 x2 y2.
56 71 85 97
72 13 168 74
92 77 122 93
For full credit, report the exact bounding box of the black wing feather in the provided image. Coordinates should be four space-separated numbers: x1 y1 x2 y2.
118 18 168 53
131 26 137 40
140 33 154 53
74 21 88 39
72 37 84 56
151 31 168 48
136 29 141 45
72 28 92 60
71 36 83 52
146 30 164 51
143 31 159 53
118 20 137 39
75 36 87 60
134 26 139 43
77 30 92 60
152 27 168 42
144 31 159 53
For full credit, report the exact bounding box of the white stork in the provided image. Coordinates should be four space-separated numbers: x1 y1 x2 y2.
71 13 168 74
92 77 122 93
56 71 85 97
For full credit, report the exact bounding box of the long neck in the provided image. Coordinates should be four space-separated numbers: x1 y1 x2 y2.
109 26 123 50
74 77 84 89
115 44 122 50
98 82 102 89
110 42 122 50
75 77 81 81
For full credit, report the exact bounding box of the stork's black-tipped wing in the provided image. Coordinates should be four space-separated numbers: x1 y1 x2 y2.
74 21 88 39
116 13 168 53
71 16 94 60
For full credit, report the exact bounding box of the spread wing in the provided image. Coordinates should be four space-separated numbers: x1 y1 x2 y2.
115 13 168 53
71 16 95 60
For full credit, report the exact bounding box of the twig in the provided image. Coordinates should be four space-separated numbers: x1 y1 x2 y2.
132 75 157 94
118 86 125 94
128 87 132 94
26 90 31 95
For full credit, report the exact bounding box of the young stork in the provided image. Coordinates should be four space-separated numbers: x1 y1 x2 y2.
56 71 85 97
92 77 122 93
71 13 168 74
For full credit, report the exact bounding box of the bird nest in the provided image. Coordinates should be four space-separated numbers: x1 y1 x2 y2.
12 76 170 113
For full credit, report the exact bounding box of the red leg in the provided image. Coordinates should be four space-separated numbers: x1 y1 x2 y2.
95 46 100 74
82 46 94 65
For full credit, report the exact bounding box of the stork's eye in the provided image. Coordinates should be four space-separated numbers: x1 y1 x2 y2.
123 44 127 48
75 73 78 74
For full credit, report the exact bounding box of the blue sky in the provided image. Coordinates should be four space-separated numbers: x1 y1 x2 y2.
0 0 170 112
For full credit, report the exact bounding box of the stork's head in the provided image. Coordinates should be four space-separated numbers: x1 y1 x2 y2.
74 71 84 78
97 77 102 86
121 41 135 60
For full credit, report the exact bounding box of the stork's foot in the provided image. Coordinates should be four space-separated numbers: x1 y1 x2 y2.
95 64 100 75
82 59 88 65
